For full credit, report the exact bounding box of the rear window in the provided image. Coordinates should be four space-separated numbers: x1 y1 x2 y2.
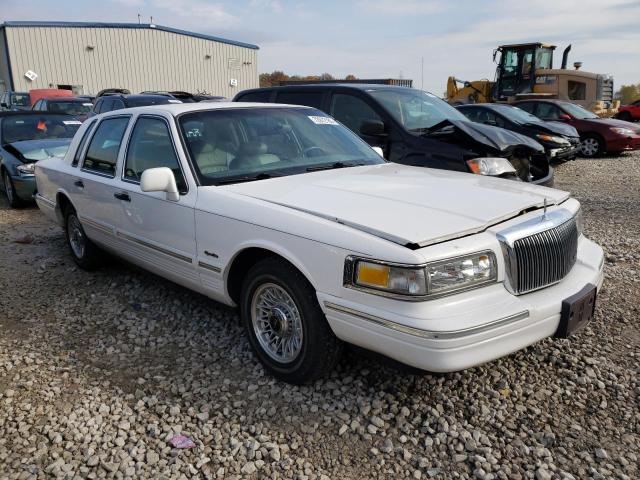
237 91 273 103
276 91 324 109
0 114 81 144
11 93 30 106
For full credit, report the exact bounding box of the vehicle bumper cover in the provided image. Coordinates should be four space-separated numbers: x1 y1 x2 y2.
11 175 36 201
530 165 554 187
319 237 604 373
606 135 640 152
549 145 581 160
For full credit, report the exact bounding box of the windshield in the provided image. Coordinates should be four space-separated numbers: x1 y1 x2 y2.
128 97 179 107
49 101 93 116
493 105 541 124
13 141 70 162
368 88 468 132
560 102 599 119
179 107 384 185
11 93 30 106
1 115 82 144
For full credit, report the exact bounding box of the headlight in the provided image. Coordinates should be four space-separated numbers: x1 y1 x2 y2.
16 163 36 176
536 133 569 144
610 127 634 136
346 251 497 300
466 157 516 176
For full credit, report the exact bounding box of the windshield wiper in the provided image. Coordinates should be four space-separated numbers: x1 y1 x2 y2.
306 161 364 172
215 172 279 185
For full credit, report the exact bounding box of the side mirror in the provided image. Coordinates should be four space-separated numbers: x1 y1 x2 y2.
0 102 7 108
371 146 385 158
559 114 572 121
140 167 180 201
360 119 386 136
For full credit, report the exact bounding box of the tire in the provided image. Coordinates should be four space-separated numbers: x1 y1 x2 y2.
64 206 101 270
240 257 343 384
2 170 22 208
580 134 604 158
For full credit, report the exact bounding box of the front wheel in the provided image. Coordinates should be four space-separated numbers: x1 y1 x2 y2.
3 170 22 208
240 257 343 384
580 134 604 158
64 207 101 270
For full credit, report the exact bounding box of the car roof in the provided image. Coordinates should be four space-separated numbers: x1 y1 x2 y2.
42 97 89 102
0 111 76 118
242 84 414 93
97 102 314 117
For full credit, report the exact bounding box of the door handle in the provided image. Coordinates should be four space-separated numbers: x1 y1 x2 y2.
74 180 84 188
114 192 131 202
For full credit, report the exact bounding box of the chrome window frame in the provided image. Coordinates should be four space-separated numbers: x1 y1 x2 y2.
80 114 131 178
120 114 189 195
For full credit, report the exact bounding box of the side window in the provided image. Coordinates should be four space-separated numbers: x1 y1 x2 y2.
330 93 383 134
276 91 323 110
567 81 586 101
236 91 272 103
515 102 536 114
111 98 126 110
82 117 129 176
93 99 103 113
459 108 482 122
72 120 97 167
124 117 187 193
536 103 560 120
33 100 42 111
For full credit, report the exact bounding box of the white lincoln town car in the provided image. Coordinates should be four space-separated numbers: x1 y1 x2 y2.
34 103 604 384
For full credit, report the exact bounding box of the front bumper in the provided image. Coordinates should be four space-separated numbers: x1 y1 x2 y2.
10 174 36 201
605 135 640 152
549 144 581 161
319 237 604 373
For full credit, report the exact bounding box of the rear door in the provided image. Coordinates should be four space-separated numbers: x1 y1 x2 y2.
114 114 200 289
73 115 132 249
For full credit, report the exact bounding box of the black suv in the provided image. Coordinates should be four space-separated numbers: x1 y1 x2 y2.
234 84 552 185
90 94 180 117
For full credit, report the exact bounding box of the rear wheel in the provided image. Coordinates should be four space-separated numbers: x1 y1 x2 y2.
2 170 22 208
64 206 101 270
240 257 343 384
580 134 604 158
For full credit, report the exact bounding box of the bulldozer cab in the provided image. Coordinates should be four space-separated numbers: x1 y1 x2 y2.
494 43 555 100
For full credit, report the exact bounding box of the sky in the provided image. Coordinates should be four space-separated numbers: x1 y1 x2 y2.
2 0 639 94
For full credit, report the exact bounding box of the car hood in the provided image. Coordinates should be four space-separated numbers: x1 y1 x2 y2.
2 138 72 163
224 163 569 247
439 119 545 154
523 120 579 138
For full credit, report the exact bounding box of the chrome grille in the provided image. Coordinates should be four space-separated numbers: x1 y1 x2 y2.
504 217 578 294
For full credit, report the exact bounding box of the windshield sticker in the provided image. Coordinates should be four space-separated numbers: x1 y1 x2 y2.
63 120 82 125
308 116 339 125
168 99 182 103
83 103 93 106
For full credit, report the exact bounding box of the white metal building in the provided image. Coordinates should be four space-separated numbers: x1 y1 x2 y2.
0 21 259 97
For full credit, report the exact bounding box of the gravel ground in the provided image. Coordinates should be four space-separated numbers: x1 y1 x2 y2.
1 152 638 480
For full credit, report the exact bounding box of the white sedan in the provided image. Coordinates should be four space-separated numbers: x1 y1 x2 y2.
34 103 604 384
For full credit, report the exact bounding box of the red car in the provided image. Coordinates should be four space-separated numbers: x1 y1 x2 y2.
514 99 640 157
617 100 640 122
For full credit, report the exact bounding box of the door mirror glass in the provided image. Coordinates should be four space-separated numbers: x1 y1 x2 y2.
1 102 7 108
140 167 180 201
559 113 572 120
371 146 384 158
360 119 386 136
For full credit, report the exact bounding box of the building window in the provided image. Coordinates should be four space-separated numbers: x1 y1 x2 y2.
568 81 586 101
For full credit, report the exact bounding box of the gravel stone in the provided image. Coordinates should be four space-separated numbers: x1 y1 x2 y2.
0 152 639 479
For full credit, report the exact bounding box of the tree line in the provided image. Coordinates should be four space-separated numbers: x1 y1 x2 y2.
617 83 640 105
259 71 357 87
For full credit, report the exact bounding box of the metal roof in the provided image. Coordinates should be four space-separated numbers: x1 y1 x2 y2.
0 21 259 50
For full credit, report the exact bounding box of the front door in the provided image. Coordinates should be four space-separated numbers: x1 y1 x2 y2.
114 114 200 290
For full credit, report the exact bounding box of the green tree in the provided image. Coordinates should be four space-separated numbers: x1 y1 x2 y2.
617 83 640 105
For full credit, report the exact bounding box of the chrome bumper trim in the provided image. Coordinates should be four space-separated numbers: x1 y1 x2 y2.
35 193 55 208
324 302 530 340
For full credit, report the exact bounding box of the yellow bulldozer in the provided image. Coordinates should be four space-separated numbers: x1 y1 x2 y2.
446 43 619 117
